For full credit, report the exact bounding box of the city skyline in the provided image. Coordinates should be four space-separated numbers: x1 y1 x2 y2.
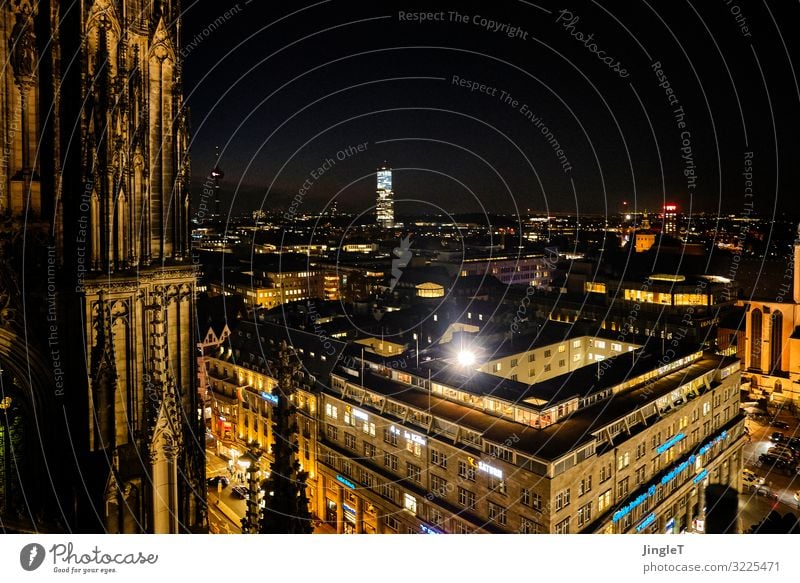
183 1 800 217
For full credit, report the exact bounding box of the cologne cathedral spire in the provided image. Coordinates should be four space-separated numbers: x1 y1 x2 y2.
0 0 204 533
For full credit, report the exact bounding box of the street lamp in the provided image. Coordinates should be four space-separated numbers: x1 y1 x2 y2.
241 450 262 534
238 451 255 472
457 350 476 367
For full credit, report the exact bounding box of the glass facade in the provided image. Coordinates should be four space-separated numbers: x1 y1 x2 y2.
376 166 394 228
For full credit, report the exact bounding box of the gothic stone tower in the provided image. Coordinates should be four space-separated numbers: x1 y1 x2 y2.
0 0 204 533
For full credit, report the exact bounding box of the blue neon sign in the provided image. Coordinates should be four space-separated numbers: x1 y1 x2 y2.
261 391 279 405
660 455 696 486
698 430 726 456
336 475 355 489
636 513 656 532
612 428 729 523
656 433 686 454
420 524 442 534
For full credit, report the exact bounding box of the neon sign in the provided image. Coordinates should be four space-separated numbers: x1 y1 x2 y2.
353 409 368 421
336 475 355 490
261 391 279 405
698 430 726 456
636 513 656 532
420 524 442 534
656 433 685 454
612 429 728 523
660 456 696 486
404 431 426 445
478 461 503 479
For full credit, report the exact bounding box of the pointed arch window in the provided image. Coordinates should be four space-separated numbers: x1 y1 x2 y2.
770 310 783 374
750 308 762 371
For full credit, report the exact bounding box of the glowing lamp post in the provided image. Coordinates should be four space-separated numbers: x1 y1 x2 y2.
240 449 262 534
457 350 476 367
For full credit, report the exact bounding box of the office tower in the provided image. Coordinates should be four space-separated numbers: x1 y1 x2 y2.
376 163 394 229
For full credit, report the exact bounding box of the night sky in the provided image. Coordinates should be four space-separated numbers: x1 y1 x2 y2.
179 0 800 219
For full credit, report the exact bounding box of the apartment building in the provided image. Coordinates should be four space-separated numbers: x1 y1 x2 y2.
433 251 554 288
204 321 346 513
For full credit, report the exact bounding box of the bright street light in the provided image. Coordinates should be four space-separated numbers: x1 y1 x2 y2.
457 351 476 366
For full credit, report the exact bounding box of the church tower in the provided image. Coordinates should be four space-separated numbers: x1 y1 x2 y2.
0 1 204 533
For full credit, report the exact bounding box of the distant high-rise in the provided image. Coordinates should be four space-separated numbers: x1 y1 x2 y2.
376 163 394 228
211 146 224 217
663 203 678 235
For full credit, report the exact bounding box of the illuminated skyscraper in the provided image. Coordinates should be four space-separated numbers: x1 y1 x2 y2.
663 203 678 235
376 163 395 229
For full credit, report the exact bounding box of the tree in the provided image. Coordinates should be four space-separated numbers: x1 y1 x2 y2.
259 341 313 533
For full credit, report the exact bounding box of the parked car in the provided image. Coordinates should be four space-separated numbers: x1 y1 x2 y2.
207 475 230 488
769 445 799 460
759 453 797 473
741 469 764 490
231 485 250 499
768 419 790 429
771 432 787 443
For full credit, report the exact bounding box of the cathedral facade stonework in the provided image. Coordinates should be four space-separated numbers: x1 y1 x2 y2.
0 1 205 533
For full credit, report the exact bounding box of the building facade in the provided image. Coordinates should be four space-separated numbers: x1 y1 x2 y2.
0 0 204 533
433 252 555 288
208 267 329 308
316 339 744 534
201 321 347 523
737 230 800 408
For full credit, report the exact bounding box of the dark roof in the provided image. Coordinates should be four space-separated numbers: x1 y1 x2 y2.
341 325 703 409
332 352 734 461
219 321 347 380
195 293 245 337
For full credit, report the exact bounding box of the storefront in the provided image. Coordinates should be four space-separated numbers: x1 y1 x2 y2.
342 503 357 534
325 499 337 524
215 416 233 441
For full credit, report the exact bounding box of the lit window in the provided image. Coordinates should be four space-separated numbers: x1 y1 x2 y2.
597 490 611 512
404 493 417 514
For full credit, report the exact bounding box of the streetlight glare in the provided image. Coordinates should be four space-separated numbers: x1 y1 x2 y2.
457 351 476 366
